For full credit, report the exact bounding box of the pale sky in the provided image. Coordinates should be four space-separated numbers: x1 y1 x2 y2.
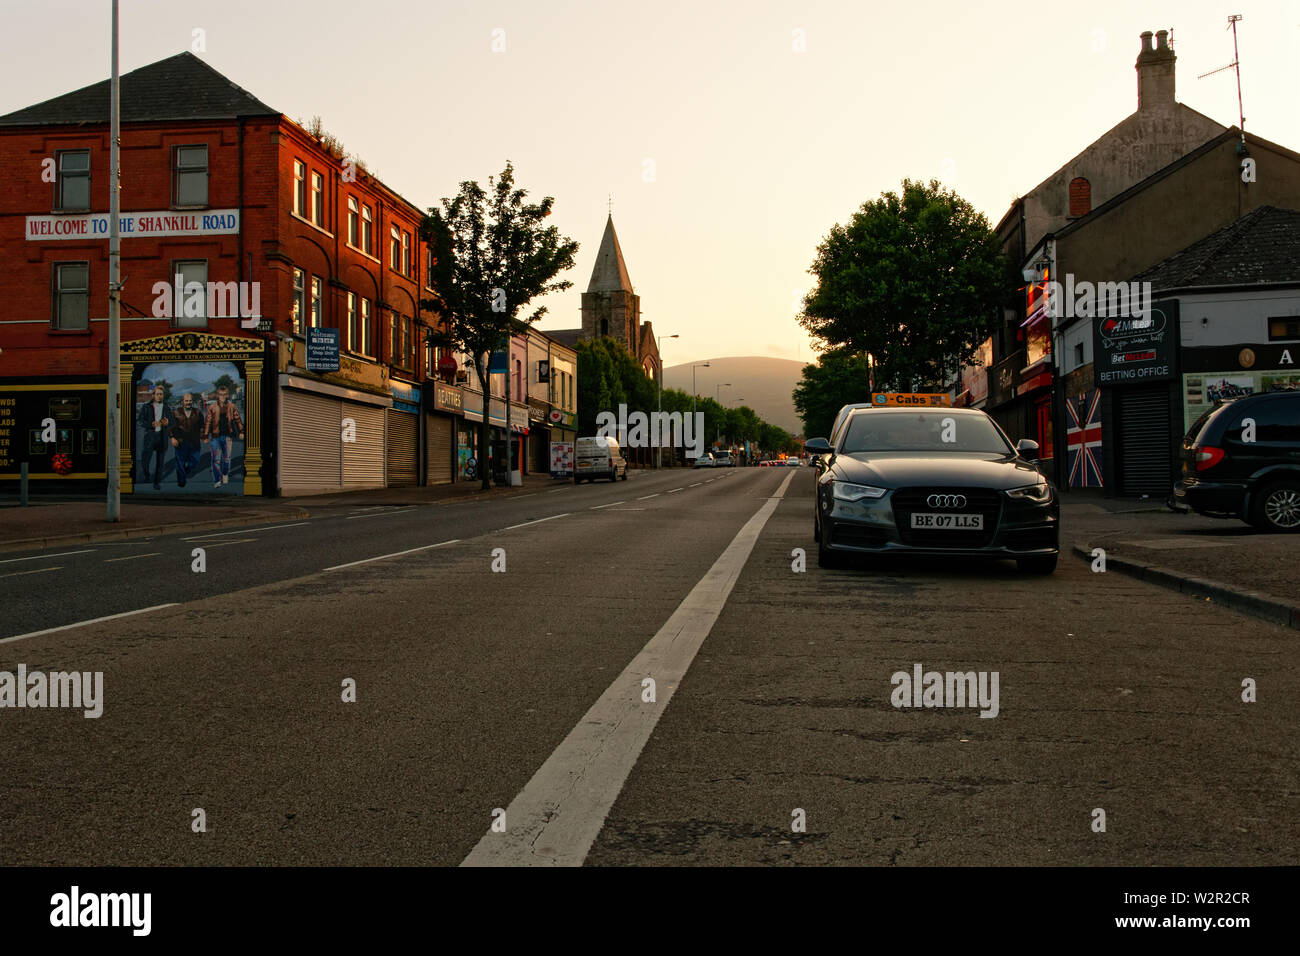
5 0 1298 365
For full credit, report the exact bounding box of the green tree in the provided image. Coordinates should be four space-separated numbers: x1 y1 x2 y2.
798 179 1008 391
421 161 579 489
791 349 870 439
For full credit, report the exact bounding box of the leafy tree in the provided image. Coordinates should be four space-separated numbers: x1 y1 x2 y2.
421 161 579 489
798 179 1008 391
792 348 870 439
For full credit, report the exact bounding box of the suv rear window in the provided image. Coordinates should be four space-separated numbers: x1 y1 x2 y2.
1184 402 1231 444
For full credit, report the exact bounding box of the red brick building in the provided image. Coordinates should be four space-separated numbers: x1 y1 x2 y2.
0 52 458 496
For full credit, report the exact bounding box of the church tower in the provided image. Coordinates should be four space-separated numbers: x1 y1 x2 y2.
581 215 641 360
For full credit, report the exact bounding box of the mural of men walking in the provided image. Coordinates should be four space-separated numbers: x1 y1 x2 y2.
169 392 204 488
203 384 245 487
135 383 170 491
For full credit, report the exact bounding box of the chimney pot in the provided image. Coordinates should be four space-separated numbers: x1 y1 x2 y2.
1156 29 1168 49
1141 30 1154 51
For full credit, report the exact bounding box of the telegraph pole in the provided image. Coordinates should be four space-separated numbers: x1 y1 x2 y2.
106 0 121 521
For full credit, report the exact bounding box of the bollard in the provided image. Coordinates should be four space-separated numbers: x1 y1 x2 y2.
20 461 28 506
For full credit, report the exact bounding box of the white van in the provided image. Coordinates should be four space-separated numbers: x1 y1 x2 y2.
574 436 628 483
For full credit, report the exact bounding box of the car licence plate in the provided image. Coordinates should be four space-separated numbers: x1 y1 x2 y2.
910 512 983 530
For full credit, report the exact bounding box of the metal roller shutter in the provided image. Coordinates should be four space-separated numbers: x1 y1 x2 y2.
280 390 341 495
1118 388 1172 495
426 413 453 485
343 403 386 488
386 409 418 487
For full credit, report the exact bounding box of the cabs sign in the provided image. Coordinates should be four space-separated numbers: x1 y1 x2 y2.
872 392 952 407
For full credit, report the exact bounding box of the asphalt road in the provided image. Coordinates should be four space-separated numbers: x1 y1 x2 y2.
1 465 1296 866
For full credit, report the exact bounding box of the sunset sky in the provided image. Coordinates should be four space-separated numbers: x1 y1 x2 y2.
4 0 1298 365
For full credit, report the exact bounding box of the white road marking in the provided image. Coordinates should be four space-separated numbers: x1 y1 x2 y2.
1 604 179 645
0 549 94 564
513 493 537 499
201 538 257 548
689 482 703 487
0 566 62 580
346 507 416 520
636 494 659 500
323 539 460 571
462 468 797 867
546 488 569 494
666 488 683 494
184 522 308 541
503 513 570 531
103 552 163 563
347 506 387 513
590 501 625 510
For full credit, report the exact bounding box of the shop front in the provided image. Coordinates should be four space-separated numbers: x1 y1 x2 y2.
527 397 549 473
509 402 529 476
425 381 461 485
460 388 485 481
386 379 420 488
1181 342 1300 432
0 379 108 491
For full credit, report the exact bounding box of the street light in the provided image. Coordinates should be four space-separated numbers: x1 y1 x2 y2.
715 383 731 445
691 362 710 420
656 333 678 468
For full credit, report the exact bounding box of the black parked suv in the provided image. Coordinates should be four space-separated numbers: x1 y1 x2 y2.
1174 391 1300 532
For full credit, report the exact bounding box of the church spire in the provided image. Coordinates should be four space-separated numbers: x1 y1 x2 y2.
587 214 633 294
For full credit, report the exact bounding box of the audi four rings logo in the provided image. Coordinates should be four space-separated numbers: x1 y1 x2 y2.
927 494 967 508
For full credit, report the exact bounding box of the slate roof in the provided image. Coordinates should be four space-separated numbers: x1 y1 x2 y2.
0 52 279 126
1133 205 1300 289
545 328 584 348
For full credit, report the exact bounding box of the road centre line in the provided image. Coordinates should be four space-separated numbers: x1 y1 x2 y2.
0 549 94 564
201 539 258 548
503 513 570 531
689 482 702 487
666 488 683 494
103 552 163 563
636 494 659 500
1 604 179 646
184 522 308 541
346 507 416 520
323 539 460 571
0 566 62 580
590 501 625 510
461 468 797 867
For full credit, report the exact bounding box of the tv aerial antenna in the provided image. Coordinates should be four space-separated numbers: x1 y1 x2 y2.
1197 15 1246 147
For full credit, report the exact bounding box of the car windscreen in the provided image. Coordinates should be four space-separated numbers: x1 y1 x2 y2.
840 412 1013 454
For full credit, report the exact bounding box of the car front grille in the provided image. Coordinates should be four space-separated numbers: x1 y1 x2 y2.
891 487 1002 548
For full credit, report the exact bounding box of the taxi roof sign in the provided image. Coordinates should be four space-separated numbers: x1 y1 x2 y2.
871 392 952 407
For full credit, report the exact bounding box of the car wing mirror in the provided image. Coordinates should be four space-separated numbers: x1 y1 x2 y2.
1016 439 1039 461
804 437 832 454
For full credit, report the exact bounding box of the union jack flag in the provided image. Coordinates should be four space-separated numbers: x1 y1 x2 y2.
1066 389 1103 488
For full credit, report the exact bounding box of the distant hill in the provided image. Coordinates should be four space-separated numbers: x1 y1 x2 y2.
663 356 806 433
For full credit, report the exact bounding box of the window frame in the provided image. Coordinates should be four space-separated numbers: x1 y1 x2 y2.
291 267 305 336
347 197 359 247
173 144 209 207
55 149 91 212
52 260 90 331
362 205 373 254
402 230 410 276
360 298 373 357
293 160 306 216
311 171 325 227
390 225 401 271
170 259 209 328
309 275 323 330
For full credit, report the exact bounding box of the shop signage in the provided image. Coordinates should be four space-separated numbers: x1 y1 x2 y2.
432 383 462 414
26 209 240 241
1094 299 1178 385
306 328 340 372
389 379 421 414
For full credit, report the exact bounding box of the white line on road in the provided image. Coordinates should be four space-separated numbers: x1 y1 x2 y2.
666 488 683 494
103 552 163 563
1 604 179 646
0 566 62 580
636 494 659 500
513 493 537 499
0 549 94 564
547 487 570 493
462 468 797 867
202 538 258 548
503 513 570 531
184 522 308 541
323 539 460 571
689 482 703 487
589 501 625 510
346 507 416 520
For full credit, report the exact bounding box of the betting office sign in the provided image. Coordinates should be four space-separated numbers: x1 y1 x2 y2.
1093 299 1179 386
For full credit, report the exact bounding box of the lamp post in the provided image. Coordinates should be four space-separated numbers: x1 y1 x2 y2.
715 383 731 446
656 333 678 468
107 0 121 521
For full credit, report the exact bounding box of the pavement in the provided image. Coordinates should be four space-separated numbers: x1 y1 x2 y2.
1059 489 1300 631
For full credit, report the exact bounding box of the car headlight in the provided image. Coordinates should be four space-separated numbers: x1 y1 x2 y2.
1007 482 1052 502
832 481 888 502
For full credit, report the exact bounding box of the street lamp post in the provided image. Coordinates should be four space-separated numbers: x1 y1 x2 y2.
691 362 710 459
107 0 121 521
715 383 731 445
656 333 678 468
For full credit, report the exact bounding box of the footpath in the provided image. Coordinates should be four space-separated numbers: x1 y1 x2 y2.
1061 489 1300 631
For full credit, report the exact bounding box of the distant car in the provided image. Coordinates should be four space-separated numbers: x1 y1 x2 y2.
1173 391 1300 532
786 457 800 466
714 453 733 467
693 454 716 468
574 436 627 483
805 406 1059 573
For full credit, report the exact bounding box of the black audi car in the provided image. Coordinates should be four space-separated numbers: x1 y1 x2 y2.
804 407 1059 573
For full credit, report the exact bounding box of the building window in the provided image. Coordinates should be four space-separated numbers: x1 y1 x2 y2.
310 276 323 329
293 160 306 216
402 231 410 276
388 314 413 368
1068 177 1091 218
426 248 435 288
347 292 358 351
360 298 373 356
1073 341 1084 365
515 358 522 401
291 267 305 335
56 150 90 211
174 145 208 206
172 260 208 328
1268 317 1300 341
311 171 324 227
53 262 89 330
362 205 373 254
390 226 400 271
348 197 359 247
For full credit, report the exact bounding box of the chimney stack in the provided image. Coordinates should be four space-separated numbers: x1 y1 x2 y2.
1136 29 1176 111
